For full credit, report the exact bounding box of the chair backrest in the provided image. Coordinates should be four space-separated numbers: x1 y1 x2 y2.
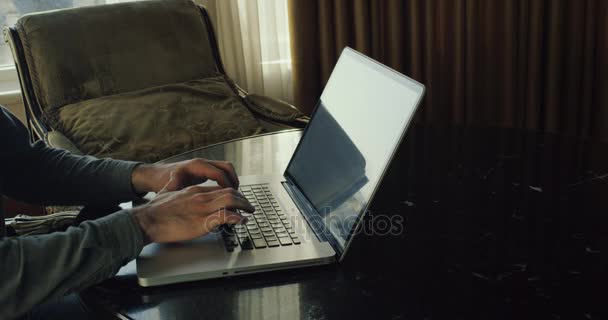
13 0 220 113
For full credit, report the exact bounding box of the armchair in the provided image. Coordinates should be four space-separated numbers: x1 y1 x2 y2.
3 0 307 162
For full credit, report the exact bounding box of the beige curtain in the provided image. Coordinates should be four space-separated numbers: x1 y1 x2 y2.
197 0 293 103
288 0 608 140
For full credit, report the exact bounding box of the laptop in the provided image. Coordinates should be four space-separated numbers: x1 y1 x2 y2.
136 47 425 287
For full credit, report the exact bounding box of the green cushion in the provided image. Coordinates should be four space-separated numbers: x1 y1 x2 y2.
15 0 217 113
56 77 264 162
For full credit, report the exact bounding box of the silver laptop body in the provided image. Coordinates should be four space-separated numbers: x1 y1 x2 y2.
136 47 425 287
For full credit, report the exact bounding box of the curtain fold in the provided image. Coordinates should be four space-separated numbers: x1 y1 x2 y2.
197 0 293 102
288 0 608 140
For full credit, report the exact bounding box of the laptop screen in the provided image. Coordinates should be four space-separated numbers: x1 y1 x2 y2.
285 48 424 253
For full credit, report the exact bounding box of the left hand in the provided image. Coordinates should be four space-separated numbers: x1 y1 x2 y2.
131 159 240 194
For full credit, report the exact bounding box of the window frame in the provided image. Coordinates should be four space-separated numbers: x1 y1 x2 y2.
0 64 21 97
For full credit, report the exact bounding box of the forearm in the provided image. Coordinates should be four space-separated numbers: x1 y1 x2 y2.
3 142 142 205
0 106 141 205
0 210 144 319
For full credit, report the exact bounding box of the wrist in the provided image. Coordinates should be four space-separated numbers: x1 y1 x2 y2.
132 206 153 245
131 164 157 194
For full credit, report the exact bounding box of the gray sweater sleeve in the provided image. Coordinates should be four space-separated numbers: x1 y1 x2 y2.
0 210 144 319
0 107 142 205
0 108 146 318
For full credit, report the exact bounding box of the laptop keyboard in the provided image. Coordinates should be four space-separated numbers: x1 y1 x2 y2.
221 184 301 252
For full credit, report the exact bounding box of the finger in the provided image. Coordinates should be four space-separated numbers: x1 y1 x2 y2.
201 210 245 231
182 185 226 195
185 160 234 188
189 187 249 205
210 193 255 213
206 161 239 188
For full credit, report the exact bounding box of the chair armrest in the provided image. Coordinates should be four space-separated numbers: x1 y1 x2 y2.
45 131 83 155
244 94 309 128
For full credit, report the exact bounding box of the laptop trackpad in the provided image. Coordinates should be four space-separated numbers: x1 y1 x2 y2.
137 233 227 276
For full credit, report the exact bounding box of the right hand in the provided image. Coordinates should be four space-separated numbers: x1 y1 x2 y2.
132 185 254 244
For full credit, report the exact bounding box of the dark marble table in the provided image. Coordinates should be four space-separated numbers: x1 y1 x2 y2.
82 126 608 320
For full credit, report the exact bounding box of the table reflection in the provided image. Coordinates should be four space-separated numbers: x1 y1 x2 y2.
159 130 302 176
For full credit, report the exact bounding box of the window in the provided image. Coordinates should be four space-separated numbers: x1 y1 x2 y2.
0 0 137 92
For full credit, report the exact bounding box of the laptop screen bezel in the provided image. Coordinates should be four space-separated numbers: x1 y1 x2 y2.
283 47 425 260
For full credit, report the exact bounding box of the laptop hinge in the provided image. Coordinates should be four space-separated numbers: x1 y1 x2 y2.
281 180 344 257
281 180 327 242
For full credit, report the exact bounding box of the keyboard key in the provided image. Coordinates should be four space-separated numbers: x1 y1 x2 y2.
253 238 267 248
267 240 280 247
233 184 296 250
279 237 292 246
265 235 278 242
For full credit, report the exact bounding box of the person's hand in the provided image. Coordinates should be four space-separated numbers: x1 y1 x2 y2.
131 159 239 194
132 185 254 244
